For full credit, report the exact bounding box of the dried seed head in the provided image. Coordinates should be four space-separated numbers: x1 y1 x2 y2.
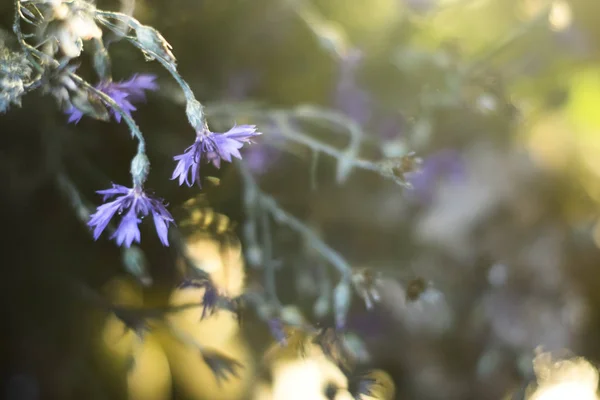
0 48 32 113
134 25 176 65
39 2 102 59
351 267 383 310
405 277 428 302
378 152 423 187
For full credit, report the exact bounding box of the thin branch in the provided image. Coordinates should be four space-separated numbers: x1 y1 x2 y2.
284 0 350 59
207 105 384 179
466 5 552 74
95 13 207 132
67 72 145 152
67 72 149 188
260 209 281 307
13 0 49 72
239 163 352 279
162 319 242 382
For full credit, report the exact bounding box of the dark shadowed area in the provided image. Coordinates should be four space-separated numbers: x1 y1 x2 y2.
2 0 600 399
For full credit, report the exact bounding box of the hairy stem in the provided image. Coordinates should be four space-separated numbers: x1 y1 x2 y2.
67 72 148 186
239 163 352 279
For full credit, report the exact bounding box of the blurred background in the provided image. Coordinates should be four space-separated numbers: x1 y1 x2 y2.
3 0 600 399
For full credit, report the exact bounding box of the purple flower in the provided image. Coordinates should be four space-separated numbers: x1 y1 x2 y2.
66 74 158 124
267 318 288 346
171 124 262 187
244 124 285 175
244 143 281 175
88 184 174 247
377 114 406 142
178 279 220 319
407 149 465 203
333 49 372 126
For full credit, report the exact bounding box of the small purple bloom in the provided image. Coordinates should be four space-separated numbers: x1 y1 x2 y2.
65 74 158 124
245 144 281 175
377 114 406 142
201 284 219 319
178 279 221 320
245 124 285 175
88 183 174 247
267 318 288 346
354 375 378 400
407 149 465 203
333 49 372 126
171 124 262 187
66 106 85 124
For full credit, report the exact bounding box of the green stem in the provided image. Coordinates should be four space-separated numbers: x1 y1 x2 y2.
68 72 148 186
239 162 352 279
96 13 207 131
13 0 47 72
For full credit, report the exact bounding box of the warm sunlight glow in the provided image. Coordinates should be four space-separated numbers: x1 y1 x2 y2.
527 351 599 400
256 342 350 400
549 0 572 32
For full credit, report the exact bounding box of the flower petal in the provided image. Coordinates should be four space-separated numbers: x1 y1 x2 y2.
97 184 131 201
152 211 171 246
111 208 141 247
171 142 201 187
88 200 122 240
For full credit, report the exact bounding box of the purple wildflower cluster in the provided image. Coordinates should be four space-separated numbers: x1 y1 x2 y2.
65 74 158 124
84 73 261 247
